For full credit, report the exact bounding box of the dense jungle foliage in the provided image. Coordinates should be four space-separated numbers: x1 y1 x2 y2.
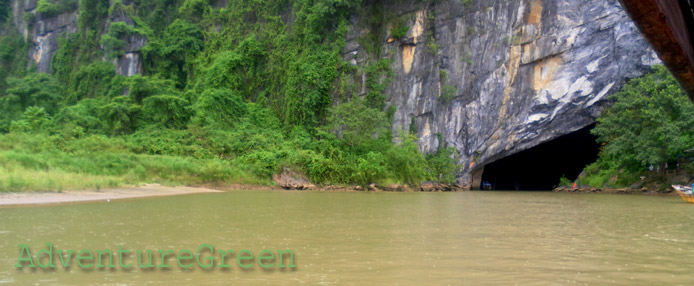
0 0 460 191
575 66 694 190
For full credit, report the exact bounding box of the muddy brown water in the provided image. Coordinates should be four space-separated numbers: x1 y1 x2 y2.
1 191 693 285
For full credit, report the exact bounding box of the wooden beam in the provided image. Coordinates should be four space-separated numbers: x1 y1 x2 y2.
619 0 694 100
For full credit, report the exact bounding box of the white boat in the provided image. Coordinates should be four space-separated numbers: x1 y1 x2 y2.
672 185 694 203
672 185 693 193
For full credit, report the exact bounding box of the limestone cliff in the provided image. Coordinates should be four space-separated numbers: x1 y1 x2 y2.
11 0 144 75
344 0 659 186
7 0 659 187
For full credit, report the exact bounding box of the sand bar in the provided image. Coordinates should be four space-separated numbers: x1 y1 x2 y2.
0 184 223 207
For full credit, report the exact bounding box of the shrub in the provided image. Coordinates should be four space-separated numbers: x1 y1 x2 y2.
557 175 572 187
391 25 409 38
192 88 247 128
10 107 51 134
141 94 191 129
98 96 141 135
426 144 460 184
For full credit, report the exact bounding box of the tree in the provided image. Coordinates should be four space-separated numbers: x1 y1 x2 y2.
98 96 141 135
192 88 247 128
141 19 203 89
10 107 51 133
325 96 389 148
179 0 211 20
0 73 62 131
142 94 191 129
426 144 461 184
0 0 9 24
592 65 694 172
36 0 58 15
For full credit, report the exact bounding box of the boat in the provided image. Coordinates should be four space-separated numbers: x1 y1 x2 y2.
672 185 694 203
672 185 692 192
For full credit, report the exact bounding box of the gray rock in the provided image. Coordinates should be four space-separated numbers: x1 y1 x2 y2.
29 10 79 73
11 0 146 76
272 167 316 190
344 0 659 187
7 0 661 188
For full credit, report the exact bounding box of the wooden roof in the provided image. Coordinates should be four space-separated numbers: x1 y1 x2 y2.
619 0 694 100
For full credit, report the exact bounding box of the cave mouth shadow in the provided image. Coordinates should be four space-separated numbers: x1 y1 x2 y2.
480 125 600 191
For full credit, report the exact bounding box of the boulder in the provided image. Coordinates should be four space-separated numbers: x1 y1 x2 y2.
367 183 382 191
272 167 315 190
420 182 436 192
383 184 405 192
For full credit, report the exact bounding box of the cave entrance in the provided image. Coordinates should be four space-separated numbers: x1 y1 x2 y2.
480 125 600 191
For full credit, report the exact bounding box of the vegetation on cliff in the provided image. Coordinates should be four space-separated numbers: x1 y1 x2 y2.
0 0 460 191
575 65 694 191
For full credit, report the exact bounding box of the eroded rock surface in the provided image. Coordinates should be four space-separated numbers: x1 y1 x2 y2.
344 0 659 186
7 0 660 187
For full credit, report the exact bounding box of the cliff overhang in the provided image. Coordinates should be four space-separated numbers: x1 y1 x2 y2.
619 0 694 100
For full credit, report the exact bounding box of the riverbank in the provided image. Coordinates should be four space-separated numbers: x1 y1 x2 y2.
0 181 470 207
552 185 678 196
0 184 223 207
1 182 679 207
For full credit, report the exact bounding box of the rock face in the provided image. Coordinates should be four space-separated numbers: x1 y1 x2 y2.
11 0 80 73
272 167 316 190
10 0 145 76
8 0 659 187
29 11 79 73
344 0 659 187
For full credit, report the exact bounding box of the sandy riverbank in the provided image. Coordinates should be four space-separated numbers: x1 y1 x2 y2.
0 184 223 207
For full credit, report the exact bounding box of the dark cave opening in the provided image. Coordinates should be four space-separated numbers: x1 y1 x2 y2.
480 125 600 191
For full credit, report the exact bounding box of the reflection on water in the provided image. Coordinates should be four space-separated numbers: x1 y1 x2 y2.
1 191 694 285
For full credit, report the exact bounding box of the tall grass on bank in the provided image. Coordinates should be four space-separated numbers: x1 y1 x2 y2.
0 165 124 192
0 133 266 192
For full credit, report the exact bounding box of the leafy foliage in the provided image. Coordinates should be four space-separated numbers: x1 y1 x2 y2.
67 61 116 103
0 0 463 190
391 25 409 38
10 107 51 133
141 19 203 88
179 0 211 20
325 96 388 148
426 143 460 184
592 65 694 170
37 0 78 17
192 88 247 128
0 73 62 131
579 65 694 189
0 0 9 24
101 21 136 58
0 32 27 98
98 96 141 135
557 175 572 187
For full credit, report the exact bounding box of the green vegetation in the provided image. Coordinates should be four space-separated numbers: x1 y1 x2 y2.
557 175 572 188
461 52 473 65
0 1 9 24
0 4 28 100
36 0 78 17
0 0 460 192
578 65 694 190
0 133 264 192
426 134 461 184
427 35 439 56
391 25 409 38
439 69 457 102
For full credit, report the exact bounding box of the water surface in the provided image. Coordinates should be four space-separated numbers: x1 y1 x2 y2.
1 191 693 285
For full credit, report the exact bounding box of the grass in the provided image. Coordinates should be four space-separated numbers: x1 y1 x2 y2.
0 166 125 192
0 133 268 192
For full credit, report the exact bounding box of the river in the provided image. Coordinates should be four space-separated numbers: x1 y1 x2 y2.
1 191 693 285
